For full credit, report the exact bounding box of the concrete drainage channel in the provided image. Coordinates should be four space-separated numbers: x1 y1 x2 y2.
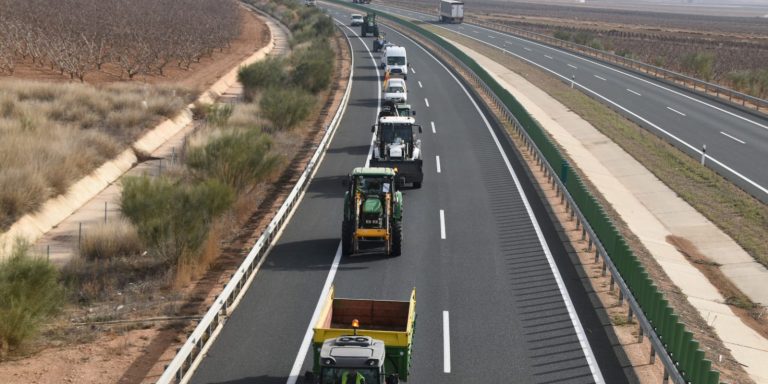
155 24 355 384
326 1 722 383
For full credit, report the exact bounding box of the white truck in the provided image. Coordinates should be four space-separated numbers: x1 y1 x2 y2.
439 0 464 24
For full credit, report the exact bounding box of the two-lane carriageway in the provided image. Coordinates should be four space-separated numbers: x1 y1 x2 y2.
188 6 628 383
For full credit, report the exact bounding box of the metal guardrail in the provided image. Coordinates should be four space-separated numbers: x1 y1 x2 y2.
460 14 768 116
372 2 768 116
156 22 355 384
327 1 722 382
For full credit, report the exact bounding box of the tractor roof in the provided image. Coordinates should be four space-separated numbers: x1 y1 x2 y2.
351 167 396 176
379 116 415 124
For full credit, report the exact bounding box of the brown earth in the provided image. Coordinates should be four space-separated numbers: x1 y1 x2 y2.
0 5 271 384
0 21 352 384
1 5 270 94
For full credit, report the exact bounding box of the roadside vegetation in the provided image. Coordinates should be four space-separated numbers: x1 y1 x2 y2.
0 241 64 356
0 80 193 230
0 0 342 357
0 0 240 81
58 0 337 340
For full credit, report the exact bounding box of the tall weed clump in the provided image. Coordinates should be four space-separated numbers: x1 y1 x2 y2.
260 87 315 131
237 57 287 101
0 241 64 353
120 176 234 262
291 44 334 94
186 130 281 192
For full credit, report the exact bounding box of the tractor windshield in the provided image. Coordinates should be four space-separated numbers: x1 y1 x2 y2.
320 367 380 384
379 123 413 144
356 176 390 195
387 56 405 65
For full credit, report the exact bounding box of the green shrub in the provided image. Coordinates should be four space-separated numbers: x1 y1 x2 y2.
238 57 287 100
291 44 334 93
186 130 280 191
573 31 595 45
680 51 715 81
205 103 234 126
587 39 604 51
120 176 234 261
0 240 64 351
553 30 571 41
727 68 768 98
260 86 315 131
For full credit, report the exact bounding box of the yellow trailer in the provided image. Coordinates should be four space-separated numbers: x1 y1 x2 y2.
310 286 416 383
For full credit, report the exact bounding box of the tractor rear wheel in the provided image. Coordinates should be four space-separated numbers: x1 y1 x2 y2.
391 220 402 257
342 220 354 256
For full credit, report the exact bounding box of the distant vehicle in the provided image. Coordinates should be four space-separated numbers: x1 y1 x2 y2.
439 0 464 23
360 12 379 37
352 0 371 3
380 45 407 80
383 78 407 103
351 14 364 26
305 0 317 6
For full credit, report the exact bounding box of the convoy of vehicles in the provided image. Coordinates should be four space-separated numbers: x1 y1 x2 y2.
439 0 464 23
306 286 416 384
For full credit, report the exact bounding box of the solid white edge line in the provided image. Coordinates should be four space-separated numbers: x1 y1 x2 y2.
436 155 442 173
384 25 606 383
286 17 382 384
425 97 430 107
627 89 641 96
720 131 746 144
447 15 768 132
439 209 446 239
420 22 768 197
594 75 606 81
443 310 451 373
667 106 687 116
431 121 436 133
285 245 342 384
418 80 423 88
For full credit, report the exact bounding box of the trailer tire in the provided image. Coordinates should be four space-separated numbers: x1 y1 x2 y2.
413 181 421 189
391 220 402 257
342 220 354 256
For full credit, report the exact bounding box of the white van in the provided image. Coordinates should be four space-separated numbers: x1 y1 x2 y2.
380 46 408 80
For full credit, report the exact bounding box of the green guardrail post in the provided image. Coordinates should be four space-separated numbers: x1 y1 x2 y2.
560 161 569 182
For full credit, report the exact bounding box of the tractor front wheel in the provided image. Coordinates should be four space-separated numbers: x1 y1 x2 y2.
342 220 354 256
391 220 402 257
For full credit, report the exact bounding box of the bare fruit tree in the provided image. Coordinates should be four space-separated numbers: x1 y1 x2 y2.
0 0 240 81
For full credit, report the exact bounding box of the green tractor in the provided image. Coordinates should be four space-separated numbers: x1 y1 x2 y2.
342 167 403 257
360 12 379 37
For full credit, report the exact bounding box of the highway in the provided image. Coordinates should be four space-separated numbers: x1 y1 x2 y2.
188 5 628 384
365 2 768 203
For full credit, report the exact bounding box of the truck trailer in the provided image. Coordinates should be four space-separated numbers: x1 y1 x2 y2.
307 286 416 383
439 0 464 24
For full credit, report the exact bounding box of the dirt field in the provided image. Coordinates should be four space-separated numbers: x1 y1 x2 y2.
0 5 272 384
2 5 270 94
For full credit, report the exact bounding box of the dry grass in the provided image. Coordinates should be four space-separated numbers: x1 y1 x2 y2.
79 220 144 262
0 80 194 231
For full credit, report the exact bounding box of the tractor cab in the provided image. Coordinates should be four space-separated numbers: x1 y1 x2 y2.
372 116 421 161
342 167 403 257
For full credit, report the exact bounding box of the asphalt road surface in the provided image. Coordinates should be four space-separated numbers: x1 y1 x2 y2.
188 6 629 383
367 2 768 204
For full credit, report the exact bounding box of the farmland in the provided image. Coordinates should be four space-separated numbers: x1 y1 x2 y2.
384 0 768 98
